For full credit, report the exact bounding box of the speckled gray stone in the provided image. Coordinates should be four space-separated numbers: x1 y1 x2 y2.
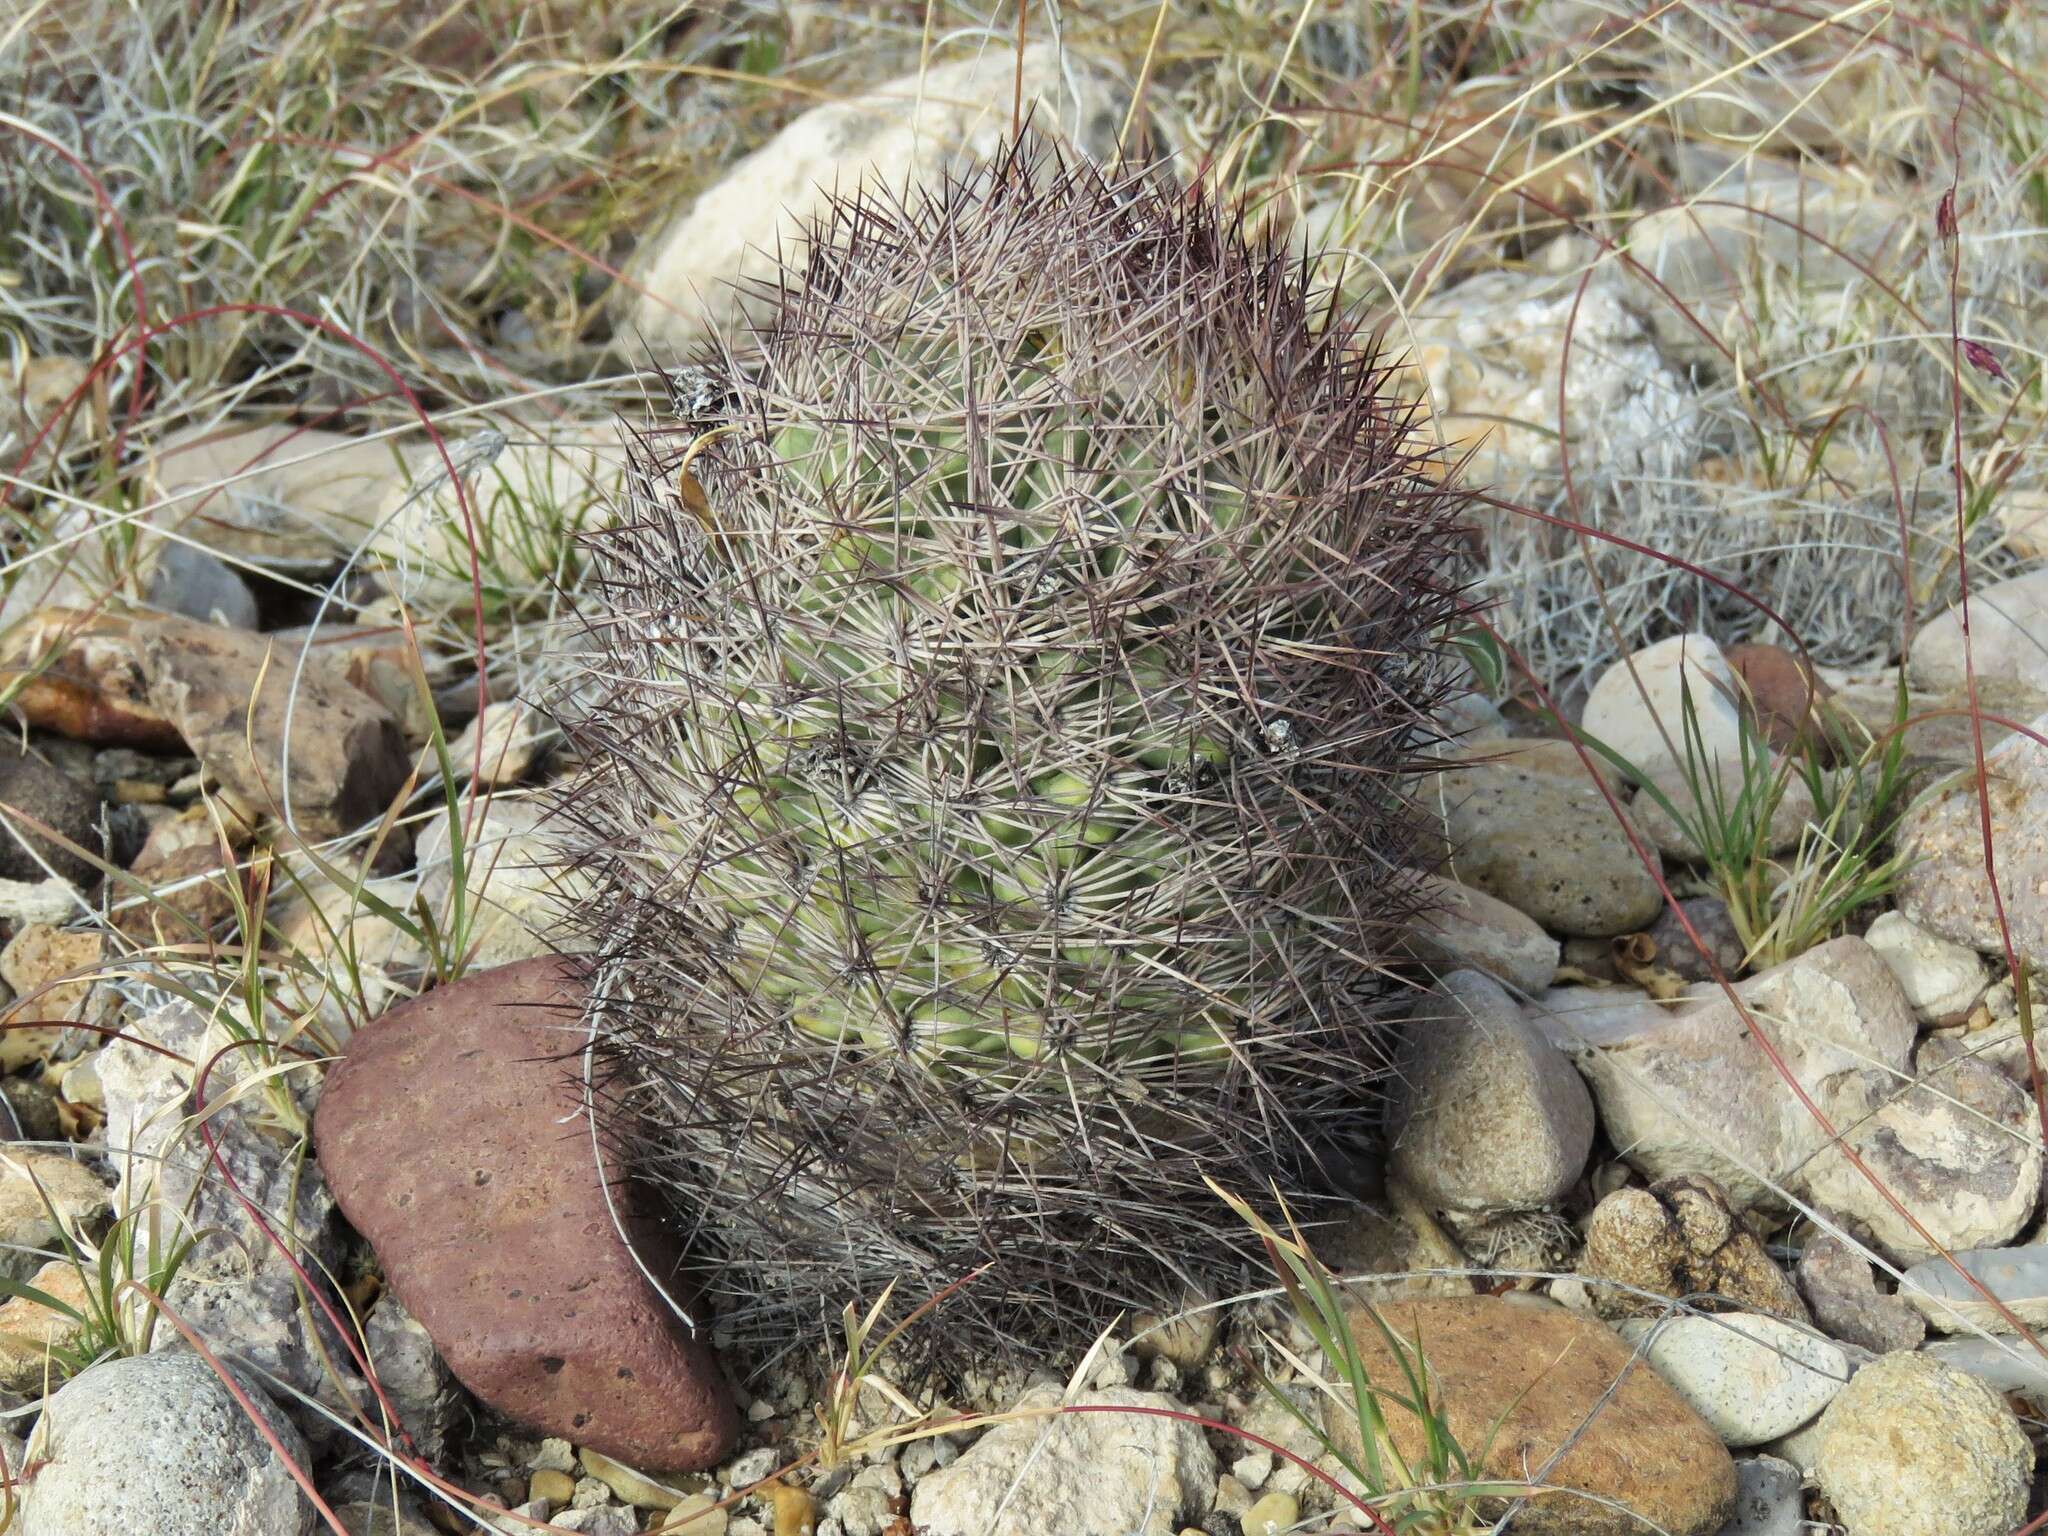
1619 1313 1846 1447
1424 746 1664 937
1718 1456 1802 1536
13 1351 312 1536
1899 1242 2048 1334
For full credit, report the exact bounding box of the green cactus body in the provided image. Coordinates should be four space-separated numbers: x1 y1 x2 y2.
564 157 1470 1363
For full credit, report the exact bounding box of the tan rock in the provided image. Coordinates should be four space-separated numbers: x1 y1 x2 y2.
1400 873 1559 993
1582 633 1743 786
148 422 396 569
578 1447 687 1510
1128 1291 1220 1372
626 46 1128 353
0 609 184 751
272 869 427 1022
0 1152 111 1281
1814 1353 2030 1536
1577 1175 1805 1322
1568 937 1917 1207
1896 707 2048 970
260 623 448 745
1911 568 2048 698
1625 161 1911 360
0 923 102 1071
911 1383 1213 1536
415 795 584 968
1864 910 1989 1026
0 1259 90 1391
450 699 552 788
1324 1296 1736 1536
137 616 411 841
1 355 90 476
1800 1054 2041 1264
1388 970 1593 1212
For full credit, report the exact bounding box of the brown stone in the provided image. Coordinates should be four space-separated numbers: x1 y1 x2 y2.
1577 1175 1806 1323
137 616 411 840
112 807 249 943
1727 642 1833 755
1795 1232 1924 1354
1325 1296 1736 1536
0 1259 91 1390
0 743 102 887
315 956 739 1472
0 609 184 751
0 923 103 1071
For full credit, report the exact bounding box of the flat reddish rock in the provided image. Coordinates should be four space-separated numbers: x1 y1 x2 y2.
315 956 738 1472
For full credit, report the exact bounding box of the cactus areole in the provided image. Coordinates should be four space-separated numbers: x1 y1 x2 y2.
557 152 1473 1366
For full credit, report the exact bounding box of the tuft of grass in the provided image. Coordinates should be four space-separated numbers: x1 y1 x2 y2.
0 1154 200 1381
1578 669 1915 970
1212 1179 1526 1536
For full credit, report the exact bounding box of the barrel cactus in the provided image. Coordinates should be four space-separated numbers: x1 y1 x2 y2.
557 154 1472 1363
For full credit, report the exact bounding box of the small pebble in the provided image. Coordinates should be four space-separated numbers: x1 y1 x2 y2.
1231 1450 1273 1490
582 1447 685 1510
761 1481 814 1536
725 1448 779 1488
573 1474 614 1509
1213 1474 1252 1517
1721 1455 1802 1536
657 1493 729 1534
530 1468 576 1505
1242 1490 1299 1535
531 1437 578 1473
897 1436 955 1481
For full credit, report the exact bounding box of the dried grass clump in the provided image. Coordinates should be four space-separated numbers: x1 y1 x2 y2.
555 154 1473 1364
